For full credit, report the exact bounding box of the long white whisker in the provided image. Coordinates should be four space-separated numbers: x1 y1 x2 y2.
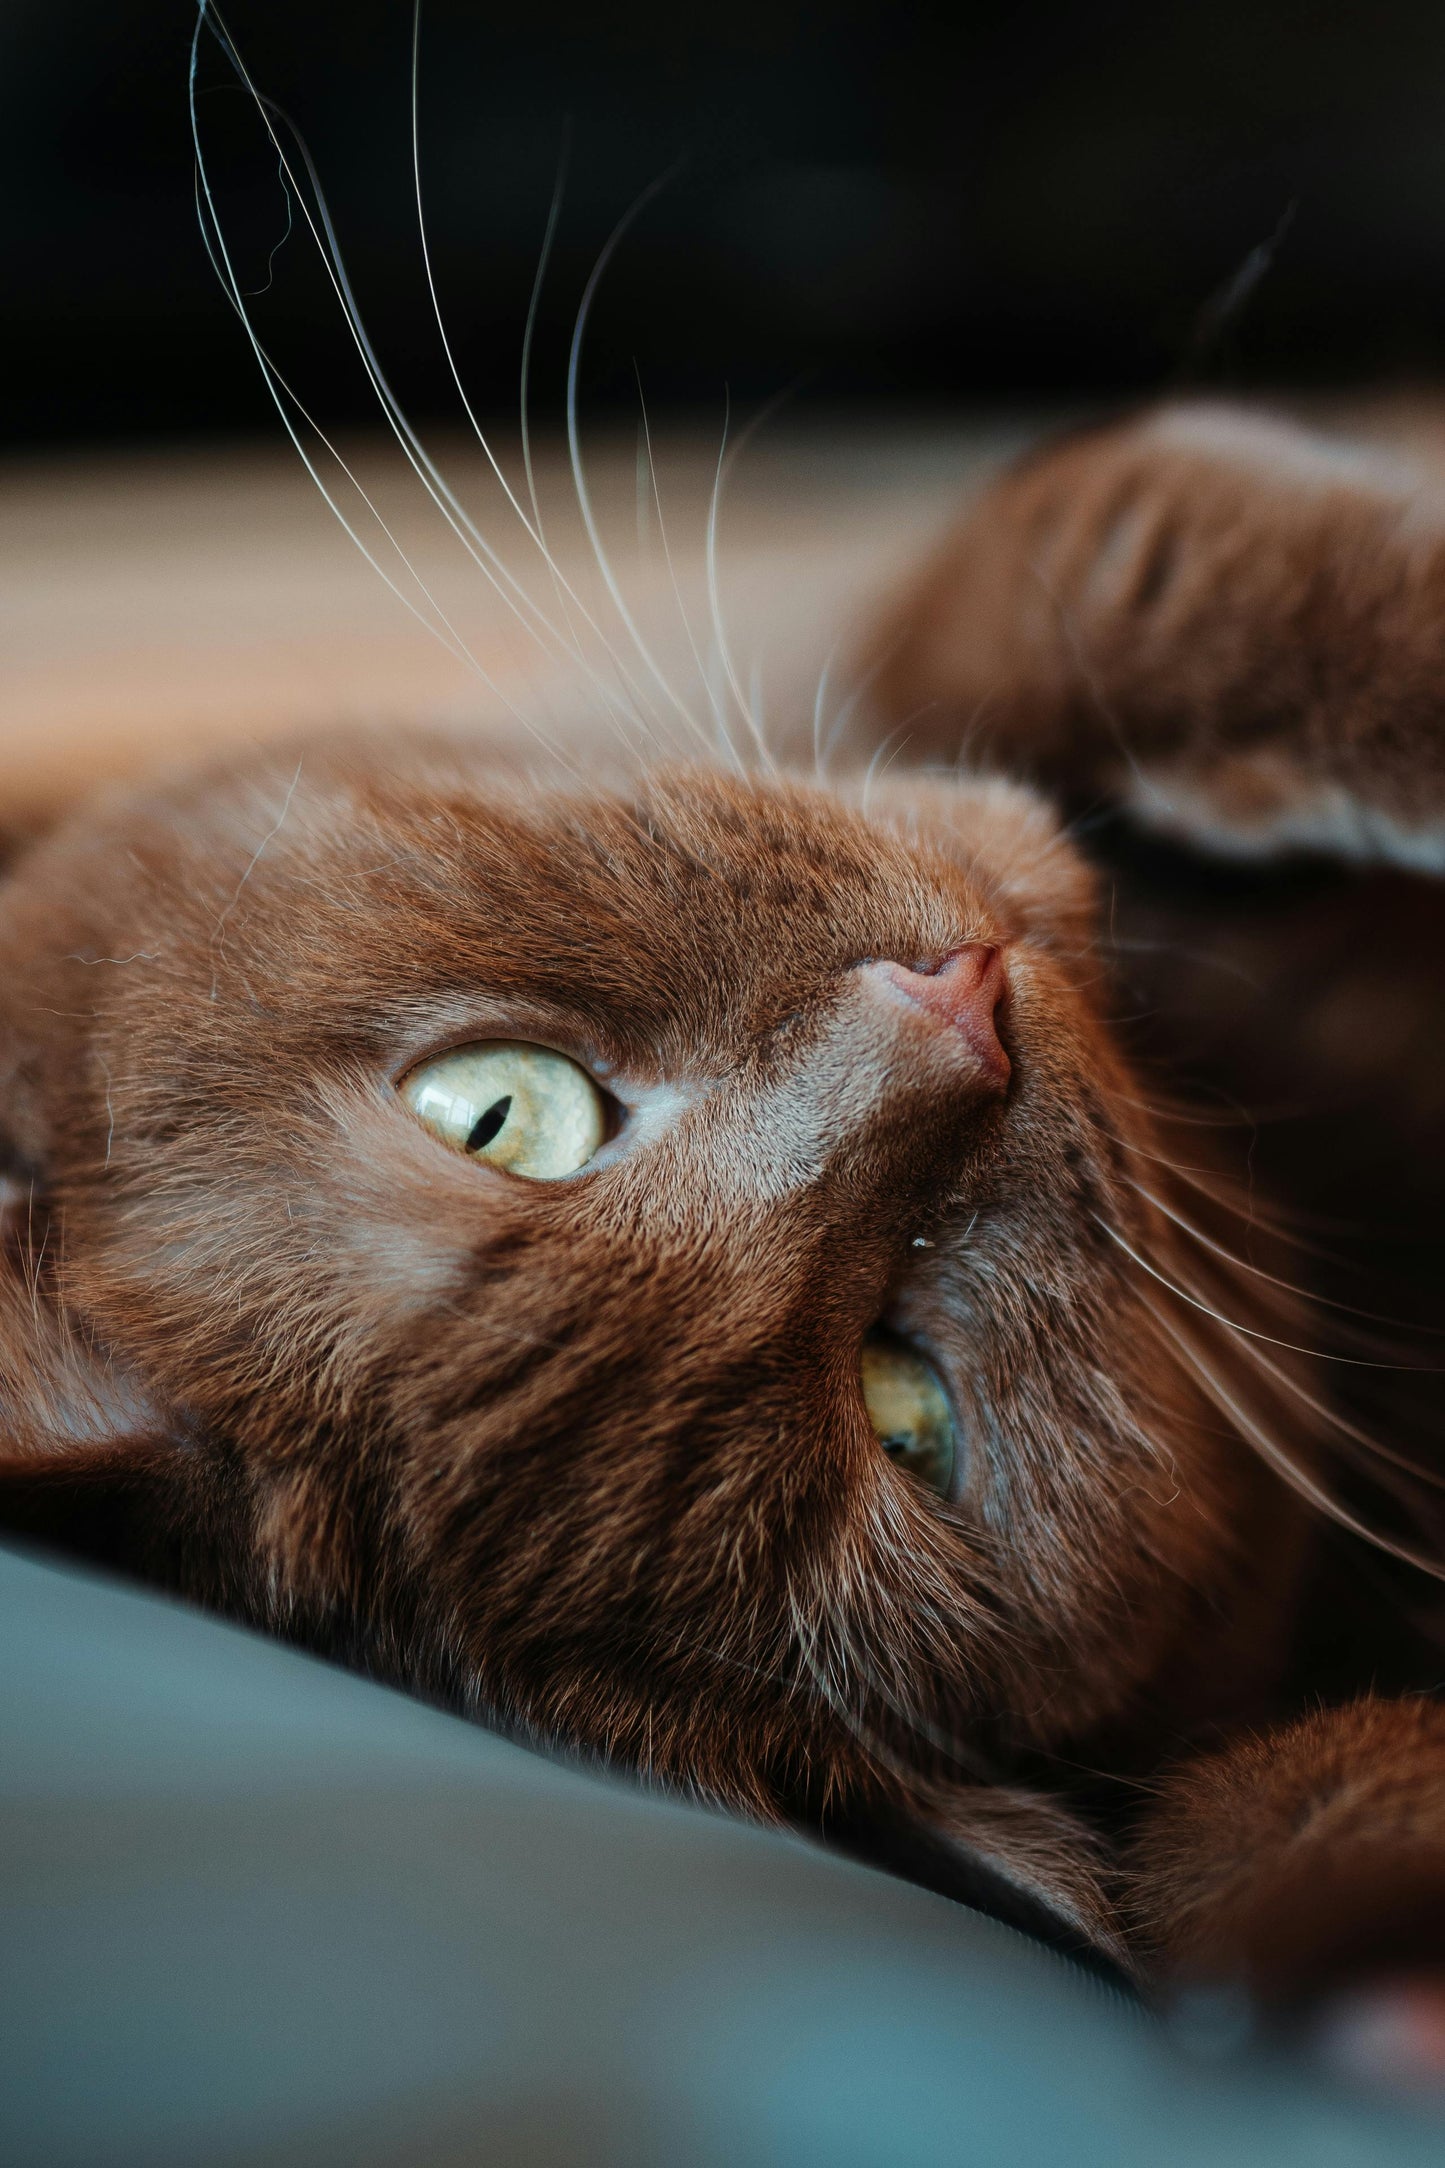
703 382 802 774
1144 1298 1445 1579
810 639 843 779
209 759 303 1001
787 1595 911 1794
191 96 530 720
409 4 661 737
1098 1216 1432 1371
201 1 643 758
704 392 771 768
1124 1174 1444 1340
566 172 711 740
204 19 546 627
520 130 567 553
633 367 739 766
1203 1286 1445 1491
859 723 911 815
515 124 634 712
843 1637 1002 1783
819 645 893 776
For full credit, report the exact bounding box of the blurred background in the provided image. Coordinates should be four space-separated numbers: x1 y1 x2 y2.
10 0 1445 804
11 0 1445 447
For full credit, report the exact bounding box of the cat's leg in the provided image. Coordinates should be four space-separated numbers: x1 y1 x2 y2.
868 405 1445 872
1127 1697 1445 2081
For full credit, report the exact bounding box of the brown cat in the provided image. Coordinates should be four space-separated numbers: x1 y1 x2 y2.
4 403 1445 2079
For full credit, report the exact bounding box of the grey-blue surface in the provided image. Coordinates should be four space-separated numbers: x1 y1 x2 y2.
1 1541 1440 2168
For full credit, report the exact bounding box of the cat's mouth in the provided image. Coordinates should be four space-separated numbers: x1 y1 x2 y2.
859 1326 958 1499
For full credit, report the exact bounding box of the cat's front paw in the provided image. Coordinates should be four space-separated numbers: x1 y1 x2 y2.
1129 1698 1445 2081
1314 1977 1445 2096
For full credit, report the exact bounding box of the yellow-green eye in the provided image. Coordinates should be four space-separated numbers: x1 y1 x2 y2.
400 1041 607 1179
861 1331 957 1498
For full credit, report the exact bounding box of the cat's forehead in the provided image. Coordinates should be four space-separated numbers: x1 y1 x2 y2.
6 749 1091 1094
185 759 999 1027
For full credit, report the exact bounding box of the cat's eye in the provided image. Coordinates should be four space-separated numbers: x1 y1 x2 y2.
400 1041 607 1179
860 1331 957 1498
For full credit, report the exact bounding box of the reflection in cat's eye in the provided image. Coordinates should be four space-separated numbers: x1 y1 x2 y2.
860 1332 957 1498
401 1041 606 1179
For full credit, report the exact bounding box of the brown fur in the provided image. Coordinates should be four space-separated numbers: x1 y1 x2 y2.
5 403 1445 2019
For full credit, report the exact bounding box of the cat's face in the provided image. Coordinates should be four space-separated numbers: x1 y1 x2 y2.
0 742 1239 1816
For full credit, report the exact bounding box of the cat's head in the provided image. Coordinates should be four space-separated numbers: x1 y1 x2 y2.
0 735 1281 1949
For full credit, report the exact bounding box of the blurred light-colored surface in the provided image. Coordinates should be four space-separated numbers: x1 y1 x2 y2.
5 1538 1441 2168
0 421 1044 813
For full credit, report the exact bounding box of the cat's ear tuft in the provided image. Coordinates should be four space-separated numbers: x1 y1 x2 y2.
0 1186 201 1582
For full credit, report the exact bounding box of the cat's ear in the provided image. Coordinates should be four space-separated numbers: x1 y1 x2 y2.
0 1179 203 1582
854 1782 1133 1982
867 404 1445 874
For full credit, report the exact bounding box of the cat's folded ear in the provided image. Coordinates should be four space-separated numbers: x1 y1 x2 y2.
867 403 1445 874
852 1781 1133 1984
0 1180 206 1583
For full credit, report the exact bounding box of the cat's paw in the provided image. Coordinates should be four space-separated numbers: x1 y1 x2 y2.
1312 1977 1445 2096
865 403 1445 870
1128 1700 1445 2039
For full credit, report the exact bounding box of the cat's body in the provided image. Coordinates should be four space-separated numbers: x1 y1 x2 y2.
5 404 1445 2051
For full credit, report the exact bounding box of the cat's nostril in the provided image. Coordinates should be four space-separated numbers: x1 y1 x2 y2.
869 942 1011 1089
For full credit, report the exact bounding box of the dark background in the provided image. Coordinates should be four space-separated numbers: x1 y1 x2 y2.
9 0 1445 448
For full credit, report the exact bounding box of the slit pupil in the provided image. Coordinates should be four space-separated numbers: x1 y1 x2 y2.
466 1096 512 1153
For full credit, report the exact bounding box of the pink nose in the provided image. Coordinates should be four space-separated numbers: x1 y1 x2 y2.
874 943 1011 1088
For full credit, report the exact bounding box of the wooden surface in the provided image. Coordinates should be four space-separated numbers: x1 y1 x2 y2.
0 421 1043 814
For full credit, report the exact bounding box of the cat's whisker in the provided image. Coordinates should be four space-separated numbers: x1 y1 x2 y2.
1032 565 1154 798
1106 1123 1372 1267
948 695 999 777
841 1636 1002 1785
632 367 741 768
818 682 863 775
199 19 562 647
408 4 671 748
192 14 579 759
816 646 900 777
202 6 671 765
1100 1214 1438 1372
192 141 533 726
519 128 569 607
786 1594 926 1795
748 657 767 745
1104 934 1268 993
207 759 304 1003
1115 1084 1275 1132
1124 1173 1445 1343
1206 1285 1445 1494
565 178 717 749
704 392 776 774
701 390 801 780
1140 1296 1445 1579
859 723 913 814
809 638 843 780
